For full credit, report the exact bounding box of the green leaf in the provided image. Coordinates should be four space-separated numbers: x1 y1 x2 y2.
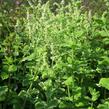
43 79 52 90
89 87 100 102
64 76 74 86
8 65 17 72
1 72 9 80
103 38 109 45
98 30 108 37
99 78 109 90
48 99 58 109
35 101 47 109
5 57 13 64
97 101 109 109
59 100 74 108
0 23 2 27
0 86 8 102
18 90 29 98
67 57 72 64
21 53 35 62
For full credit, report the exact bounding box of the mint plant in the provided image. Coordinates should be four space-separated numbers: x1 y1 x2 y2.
0 0 109 109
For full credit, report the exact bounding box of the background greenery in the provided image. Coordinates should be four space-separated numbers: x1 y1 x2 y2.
0 0 109 109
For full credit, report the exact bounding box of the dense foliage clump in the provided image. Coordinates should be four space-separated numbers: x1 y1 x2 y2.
0 0 109 109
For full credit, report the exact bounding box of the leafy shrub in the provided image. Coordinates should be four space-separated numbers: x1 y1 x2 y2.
0 0 109 109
